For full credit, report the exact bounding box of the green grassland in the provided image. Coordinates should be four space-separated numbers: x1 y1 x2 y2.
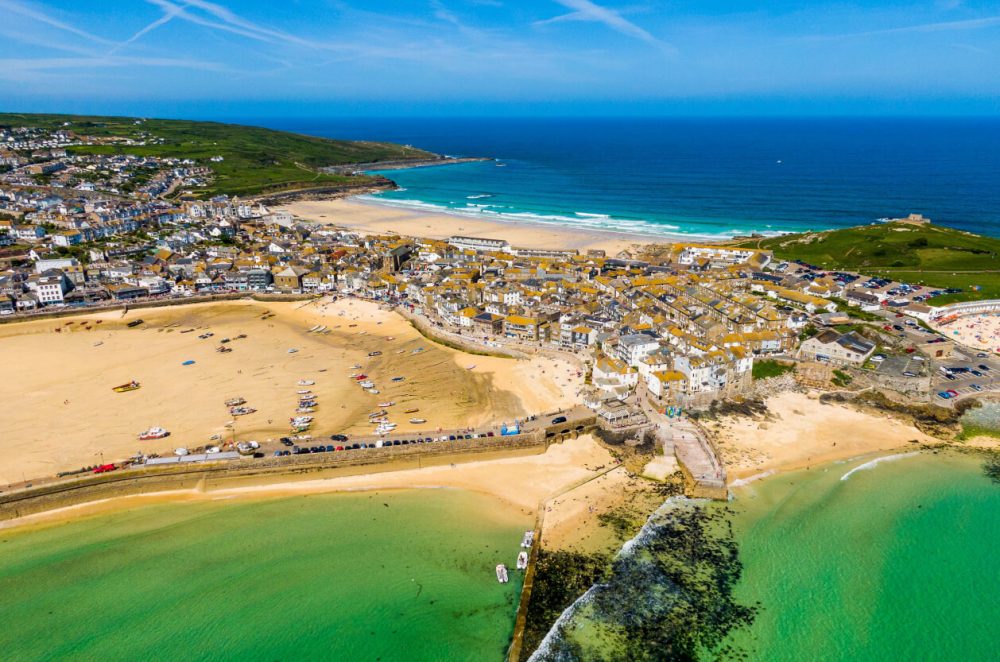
0 113 436 198
731 222 1000 304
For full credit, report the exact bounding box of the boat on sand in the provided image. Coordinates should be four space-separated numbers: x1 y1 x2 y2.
138 427 169 440
113 380 141 393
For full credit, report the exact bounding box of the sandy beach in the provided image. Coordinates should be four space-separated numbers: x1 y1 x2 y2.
1 435 631 546
0 297 581 485
935 312 1000 352
703 391 938 480
278 198 672 253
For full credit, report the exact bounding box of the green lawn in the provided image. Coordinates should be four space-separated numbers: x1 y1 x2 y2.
731 222 1000 305
0 113 436 198
752 359 795 380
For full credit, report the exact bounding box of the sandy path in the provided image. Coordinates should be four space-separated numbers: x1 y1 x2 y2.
278 198 667 253
0 298 579 484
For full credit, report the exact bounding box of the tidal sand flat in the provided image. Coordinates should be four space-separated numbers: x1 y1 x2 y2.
0 297 579 484
725 450 1000 661
0 488 531 661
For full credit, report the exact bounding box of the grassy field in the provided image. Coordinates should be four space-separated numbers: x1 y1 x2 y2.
0 113 436 198
751 359 795 380
731 221 1000 304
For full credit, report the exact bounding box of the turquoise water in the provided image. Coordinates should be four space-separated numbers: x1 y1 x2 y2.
726 451 1000 661
264 117 1000 239
0 489 530 661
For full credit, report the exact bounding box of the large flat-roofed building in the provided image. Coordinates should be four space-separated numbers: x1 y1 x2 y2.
447 236 510 253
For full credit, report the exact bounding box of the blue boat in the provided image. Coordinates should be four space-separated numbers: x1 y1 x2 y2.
182 360 196 366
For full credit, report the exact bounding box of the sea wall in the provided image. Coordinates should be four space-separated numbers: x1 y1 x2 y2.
0 293 317 325
0 433 547 522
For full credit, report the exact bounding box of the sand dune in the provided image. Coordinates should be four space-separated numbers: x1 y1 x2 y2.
0 298 581 485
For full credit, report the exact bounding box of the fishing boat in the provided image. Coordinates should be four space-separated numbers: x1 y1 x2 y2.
138 426 170 440
224 397 246 407
516 551 528 570
404 408 419 414
496 564 509 583
377 401 395 408
112 380 141 393
297 379 315 386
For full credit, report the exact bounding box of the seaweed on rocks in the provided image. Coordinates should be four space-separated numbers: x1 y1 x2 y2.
520 549 612 659
529 501 757 662
984 454 1000 485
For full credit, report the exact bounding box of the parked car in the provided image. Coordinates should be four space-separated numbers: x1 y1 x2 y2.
551 416 568 424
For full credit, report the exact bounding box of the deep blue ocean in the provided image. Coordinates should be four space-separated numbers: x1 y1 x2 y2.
255 117 1000 239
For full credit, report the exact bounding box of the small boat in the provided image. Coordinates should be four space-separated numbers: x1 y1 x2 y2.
206 446 220 454
198 332 214 339
404 408 419 414
288 348 299 354
359 380 374 388
386 336 395 341
369 410 387 419
521 531 535 548
216 346 232 353
368 351 382 357
230 406 257 416
138 426 170 440
236 440 260 455
297 379 315 386
409 418 426 424
182 360 196 366
366 388 380 395
93 341 103 347
309 324 321 332
466 365 476 370
112 380 141 393
496 564 509 583
174 447 189 456
298 389 313 395
225 397 246 407
180 329 195 334
126 319 144 328
354 374 368 381
391 376 405 382
351 364 362 370
296 407 315 414
377 401 395 408
235 334 247 339
516 551 528 571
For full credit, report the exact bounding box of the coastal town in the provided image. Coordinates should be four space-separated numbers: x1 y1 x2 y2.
2 120 999 497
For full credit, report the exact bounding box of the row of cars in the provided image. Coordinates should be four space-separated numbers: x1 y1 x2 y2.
272 431 501 457
938 363 992 399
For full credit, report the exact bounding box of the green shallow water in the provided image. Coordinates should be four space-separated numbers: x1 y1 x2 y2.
0 489 530 661
726 451 1000 662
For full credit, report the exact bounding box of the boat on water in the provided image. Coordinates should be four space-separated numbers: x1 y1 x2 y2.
112 380 141 393
516 551 528 571
496 564 509 583
521 530 535 548
225 397 246 407
378 401 395 408
409 418 426 424
138 426 170 440
404 408 419 414
297 379 315 386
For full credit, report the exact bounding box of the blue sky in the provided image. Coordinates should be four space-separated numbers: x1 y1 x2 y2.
0 0 998 116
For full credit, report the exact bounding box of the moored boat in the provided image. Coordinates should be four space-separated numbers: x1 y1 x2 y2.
516 551 528 570
496 564 509 583
112 380 141 393
138 426 170 440
521 530 535 548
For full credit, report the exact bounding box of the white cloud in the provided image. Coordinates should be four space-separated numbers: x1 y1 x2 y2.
538 0 669 50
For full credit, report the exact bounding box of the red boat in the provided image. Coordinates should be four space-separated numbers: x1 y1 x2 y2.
354 374 368 381
93 463 117 474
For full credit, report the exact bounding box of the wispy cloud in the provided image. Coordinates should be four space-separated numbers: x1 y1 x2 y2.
803 15 1000 40
0 0 113 45
537 0 670 50
148 0 326 49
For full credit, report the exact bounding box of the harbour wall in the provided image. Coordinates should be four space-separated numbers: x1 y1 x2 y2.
0 292 317 326
0 433 550 522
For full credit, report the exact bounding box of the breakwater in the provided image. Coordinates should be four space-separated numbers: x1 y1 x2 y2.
0 432 551 522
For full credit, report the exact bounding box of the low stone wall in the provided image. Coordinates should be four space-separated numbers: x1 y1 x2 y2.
0 293 317 325
0 433 546 521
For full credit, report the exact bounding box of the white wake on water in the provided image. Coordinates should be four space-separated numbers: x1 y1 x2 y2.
839 452 921 481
